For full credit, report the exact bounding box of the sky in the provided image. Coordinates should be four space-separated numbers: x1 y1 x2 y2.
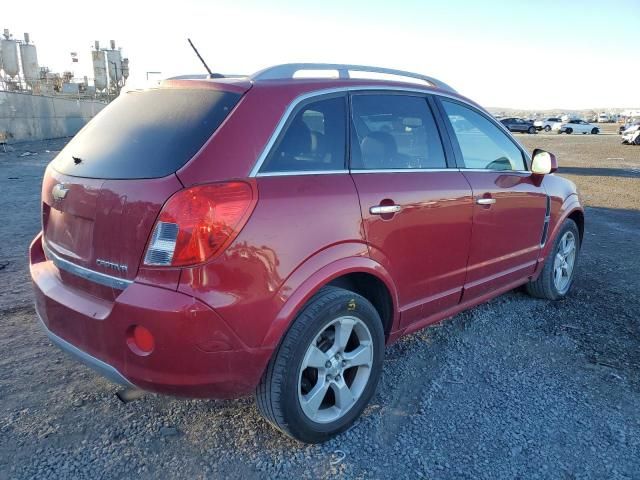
3 0 640 110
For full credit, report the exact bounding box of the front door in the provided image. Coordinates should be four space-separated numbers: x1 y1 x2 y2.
437 98 548 301
349 93 473 327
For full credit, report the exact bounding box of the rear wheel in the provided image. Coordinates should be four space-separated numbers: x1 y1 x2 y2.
256 286 385 443
526 219 580 300
591 128 599 134
634 134 640 145
565 128 573 134
528 126 536 134
544 125 551 132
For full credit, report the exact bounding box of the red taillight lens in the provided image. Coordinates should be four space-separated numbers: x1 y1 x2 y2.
144 181 257 267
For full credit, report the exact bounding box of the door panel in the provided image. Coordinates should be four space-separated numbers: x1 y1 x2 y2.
351 172 473 326
461 172 547 300
436 98 547 301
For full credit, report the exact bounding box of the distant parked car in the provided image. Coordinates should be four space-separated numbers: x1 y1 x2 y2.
500 117 536 134
597 113 610 123
619 119 640 134
552 119 599 134
534 117 562 132
621 124 640 145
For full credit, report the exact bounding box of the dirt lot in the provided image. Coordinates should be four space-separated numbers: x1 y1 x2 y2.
0 131 639 479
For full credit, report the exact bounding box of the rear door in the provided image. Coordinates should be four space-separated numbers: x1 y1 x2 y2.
436 98 547 301
349 92 473 327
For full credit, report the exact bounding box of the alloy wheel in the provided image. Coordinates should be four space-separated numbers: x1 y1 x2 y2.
553 231 577 294
298 316 373 424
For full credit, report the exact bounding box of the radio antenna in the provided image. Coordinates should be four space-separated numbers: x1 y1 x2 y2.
187 38 215 77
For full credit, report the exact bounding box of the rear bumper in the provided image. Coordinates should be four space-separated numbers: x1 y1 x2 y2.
35 309 134 388
30 233 273 399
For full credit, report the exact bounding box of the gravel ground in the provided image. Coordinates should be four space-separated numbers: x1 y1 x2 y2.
1 132 639 479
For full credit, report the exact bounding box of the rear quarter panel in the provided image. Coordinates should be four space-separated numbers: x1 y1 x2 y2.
177 174 370 348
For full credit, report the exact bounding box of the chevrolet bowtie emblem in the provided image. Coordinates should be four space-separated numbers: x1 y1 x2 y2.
52 183 69 201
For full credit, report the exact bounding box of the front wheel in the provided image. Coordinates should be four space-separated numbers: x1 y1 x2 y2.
565 128 573 134
591 128 599 134
526 219 580 300
544 125 551 132
528 126 536 134
256 286 385 443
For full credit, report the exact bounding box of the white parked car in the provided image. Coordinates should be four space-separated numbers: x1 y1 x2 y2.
552 119 600 135
621 124 640 145
534 117 562 132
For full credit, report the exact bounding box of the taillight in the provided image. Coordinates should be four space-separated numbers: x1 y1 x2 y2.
144 181 257 267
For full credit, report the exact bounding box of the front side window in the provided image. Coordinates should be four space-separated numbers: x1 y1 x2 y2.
350 94 446 170
260 96 346 173
441 100 526 171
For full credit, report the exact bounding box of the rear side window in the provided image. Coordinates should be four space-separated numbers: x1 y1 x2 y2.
52 89 241 179
441 100 526 171
260 96 346 173
350 94 446 170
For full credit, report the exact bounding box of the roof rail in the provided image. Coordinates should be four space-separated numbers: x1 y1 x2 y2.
166 73 247 80
251 63 456 92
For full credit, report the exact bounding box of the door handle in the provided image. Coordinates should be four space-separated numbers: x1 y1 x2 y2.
370 205 402 215
476 198 496 205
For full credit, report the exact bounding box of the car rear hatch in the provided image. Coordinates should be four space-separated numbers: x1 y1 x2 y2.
41 81 249 298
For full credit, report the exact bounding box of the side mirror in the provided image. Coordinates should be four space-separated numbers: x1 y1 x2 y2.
531 149 558 175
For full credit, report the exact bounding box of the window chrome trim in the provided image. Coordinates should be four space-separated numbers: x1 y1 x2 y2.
248 85 532 177
459 169 531 174
43 241 133 290
256 169 347 177
351 168 453 174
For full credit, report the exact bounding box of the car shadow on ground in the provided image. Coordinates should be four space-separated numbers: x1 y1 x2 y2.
559 166 640 178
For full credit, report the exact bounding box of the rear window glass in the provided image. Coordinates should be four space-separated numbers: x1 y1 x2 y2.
52 89 241 179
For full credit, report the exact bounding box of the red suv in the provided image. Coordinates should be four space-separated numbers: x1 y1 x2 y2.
30 64 584 443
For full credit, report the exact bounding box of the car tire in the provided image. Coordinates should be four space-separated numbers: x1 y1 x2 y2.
634 135 640 146
591 128 599 134
565 128 573 134
526 219 580 301
256 286 385 443
544 125 551 132
528 126 536 134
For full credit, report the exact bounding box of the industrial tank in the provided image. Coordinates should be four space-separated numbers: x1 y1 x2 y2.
121 58 129 80
106 48 122 85
92 50 107 90
1 36 19 78
20 35 40 86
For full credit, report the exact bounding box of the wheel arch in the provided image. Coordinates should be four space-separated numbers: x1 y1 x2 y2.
568 208 584 244
260 254 399 349
540 195 584 263
326 272 394 340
